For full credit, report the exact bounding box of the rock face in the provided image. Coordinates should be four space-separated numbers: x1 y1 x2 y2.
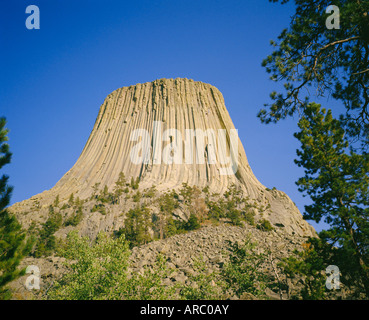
34 78 262 198
10 78 315 237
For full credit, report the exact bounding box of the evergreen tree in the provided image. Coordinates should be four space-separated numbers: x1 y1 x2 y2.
0 118 29 299
260 0 369 147
259 0 369 299
294 103 369 296
120 206 152 248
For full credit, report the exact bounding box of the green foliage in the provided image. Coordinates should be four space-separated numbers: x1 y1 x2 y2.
152 191 180 239
34 208 63 257
0 118 30 299
179 257 224 300
48 231 175 300
165 216 184 237
158 191 179 213
222 237 269 298
113 172 126 202
143 185 157 198
64 206 84 227
184 214 200 231
53 195 60 207
280 240 330 300
49 231 132 300
128 254 176 300
260 0 369 147
294 103 369 296
257 219 274 232
48 231 275 300
227 209 242 226
244 211 255 226
179 183 201 205
259 1 369 298
130 177 140 190
60 203 69 210
207 198 226 220
119 206 152 248
68 193 74 206
132 190 142 203
207 184 255 226
91 203 107 215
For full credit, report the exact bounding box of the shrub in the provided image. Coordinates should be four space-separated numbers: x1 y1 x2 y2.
91 204 106 215
132 191 142 203
130 177 140 190
65 206 84 227
34 210 63 257
47 231 176 300
227 209 242 226
119 206 152 248
257 219 274 231
222 236 269 298
185 214 200 231
243 211 255 226
179 257 224 300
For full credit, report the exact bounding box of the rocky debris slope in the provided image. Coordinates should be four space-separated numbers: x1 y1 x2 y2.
9 223 309 300
129 223 307 299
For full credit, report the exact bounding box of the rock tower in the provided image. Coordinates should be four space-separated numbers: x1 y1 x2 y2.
10 78 315 237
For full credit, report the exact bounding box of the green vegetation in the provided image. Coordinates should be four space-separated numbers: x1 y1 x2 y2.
259 0 369 299
259 0 369 148
178 256 224 300
13 173 278 299
53 195 60 207
292 103 369 297
257 219 274 232
48 231 175 300
184 214 200 231
0 118 31 299
64 206 84 227
47 231 271 300
222 236 269 298
132 190 142 203
207 184 257 226
91 203 107 215
130 177 140 190
280 240 329 300
118 205 152 248
34 206 63 257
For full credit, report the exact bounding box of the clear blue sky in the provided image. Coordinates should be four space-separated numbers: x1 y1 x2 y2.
1 0 329 231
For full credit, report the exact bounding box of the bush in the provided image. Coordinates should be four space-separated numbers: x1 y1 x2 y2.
130 177 140 190
34 209 63 257
132 191 142 203
185 214 200 231
65 206 84 227
222 237 269 298
243 211 255 226
143 185 157 198
47 231 175 300
119 206 152 248
227 209 242 226
179 257 224 300
257 219 274 231
91 204 106 215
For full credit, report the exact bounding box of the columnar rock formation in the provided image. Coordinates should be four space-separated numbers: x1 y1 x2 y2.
10 78 316 237
45 78 263 198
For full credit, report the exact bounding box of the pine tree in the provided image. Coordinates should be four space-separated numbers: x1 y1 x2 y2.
0 117 29 299
120 206 152 248
294 103 369 297
260 0 369 147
